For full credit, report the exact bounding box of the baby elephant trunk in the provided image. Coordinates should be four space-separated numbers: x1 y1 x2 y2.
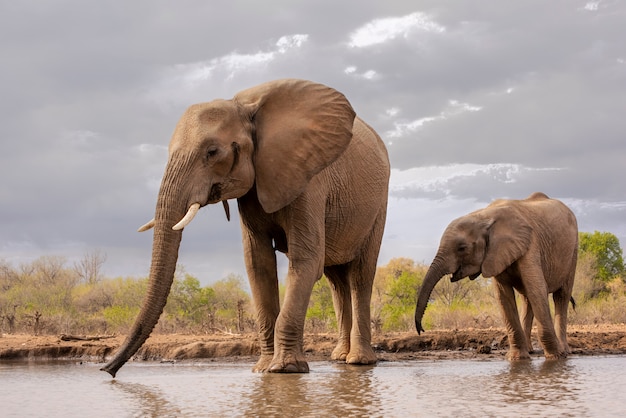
415 261 446 334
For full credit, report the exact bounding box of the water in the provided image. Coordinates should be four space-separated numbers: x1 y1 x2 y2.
2 356 625 417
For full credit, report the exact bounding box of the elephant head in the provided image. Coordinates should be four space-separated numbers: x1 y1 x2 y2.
101 79 356 377
414 206 532 334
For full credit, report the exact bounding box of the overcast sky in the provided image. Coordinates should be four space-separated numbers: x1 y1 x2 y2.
1 0 625 285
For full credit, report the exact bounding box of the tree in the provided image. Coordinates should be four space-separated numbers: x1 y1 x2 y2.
373 258 427 331
101 276 149 332
31 256 70 287
579 231 625 282
0 259 19 291
212 274 251 332
381 271 423 331
573 251 606 302
166 274 217 331
431 275 475 307
74 249 107 284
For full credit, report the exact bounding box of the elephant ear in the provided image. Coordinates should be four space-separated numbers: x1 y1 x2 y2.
481 208 533 278
235 79 356 213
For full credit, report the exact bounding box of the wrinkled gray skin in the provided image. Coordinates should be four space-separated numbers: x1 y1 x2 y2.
415 192 578 360
101 79 390 377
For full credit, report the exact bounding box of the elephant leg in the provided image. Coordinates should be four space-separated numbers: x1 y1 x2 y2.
267 191 331 373
325 265 352 361
552 288 571 354
521 268 565 359
344 215 384 365
268 258 321 373
241 230 280 373
519 293 535 353
493 280 530 360
346 260 377 365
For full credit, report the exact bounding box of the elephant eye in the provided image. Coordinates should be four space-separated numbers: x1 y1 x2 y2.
457 243 468 253
206 146 219 159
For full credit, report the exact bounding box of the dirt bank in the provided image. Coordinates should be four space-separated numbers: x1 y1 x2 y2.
2 324 626 363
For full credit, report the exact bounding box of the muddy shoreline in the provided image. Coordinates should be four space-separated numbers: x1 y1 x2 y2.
2 324 626 364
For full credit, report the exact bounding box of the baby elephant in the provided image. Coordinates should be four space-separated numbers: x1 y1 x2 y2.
415 192 578 360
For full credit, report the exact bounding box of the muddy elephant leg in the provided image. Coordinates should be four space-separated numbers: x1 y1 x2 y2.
493 279 530 360
519 294 535 352
242 230 281 373
325 265 352 361
552 288 571 354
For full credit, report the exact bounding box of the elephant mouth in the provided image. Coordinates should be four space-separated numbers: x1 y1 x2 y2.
450 269 481 282
208 183 223 203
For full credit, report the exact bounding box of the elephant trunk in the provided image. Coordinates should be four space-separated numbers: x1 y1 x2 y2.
414 256 448 335
101 163 187 378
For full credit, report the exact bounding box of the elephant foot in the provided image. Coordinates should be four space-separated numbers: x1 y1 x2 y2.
544 351 567 360
267 352 309 373
252 354 274 373
346 345 377 365
331 342 350 361
506 349 531 361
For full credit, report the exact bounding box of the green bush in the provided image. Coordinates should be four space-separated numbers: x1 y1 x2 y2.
102 305 140 333
1 233 625 337
306 277 337 333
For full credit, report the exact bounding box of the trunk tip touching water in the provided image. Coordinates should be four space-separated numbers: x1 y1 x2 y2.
101 364 118 378
100 323 148 378
101 161 186 378
100 223 181 377
101 353 124 378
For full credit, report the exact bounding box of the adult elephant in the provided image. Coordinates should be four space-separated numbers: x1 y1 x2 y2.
101 79 390 377
414 192 578 360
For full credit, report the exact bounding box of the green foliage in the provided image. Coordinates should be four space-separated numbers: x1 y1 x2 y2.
0 257 255 335
373 258 426 332
166 274 216 323
573 252 607 302
380 271 422 331
579 231 625 282
102 305 140 332
209 274 252 332
569 277 626 324
0 256 81 333
306 276 336 332
157 273 252 333
421 294 499 330
2 234 626 336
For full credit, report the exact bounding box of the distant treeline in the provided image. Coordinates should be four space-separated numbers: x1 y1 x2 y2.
1 232 624 336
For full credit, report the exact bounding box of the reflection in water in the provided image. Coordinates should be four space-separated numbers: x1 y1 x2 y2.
109 379 182 417
3 357 626 417
492 360 588 417
244 364 380 417
245 372 309 416
323 364 380 416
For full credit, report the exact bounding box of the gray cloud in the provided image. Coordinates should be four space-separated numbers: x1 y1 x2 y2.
1 0 625 283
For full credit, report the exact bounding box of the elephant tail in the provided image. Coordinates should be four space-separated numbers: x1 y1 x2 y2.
570 296 577 312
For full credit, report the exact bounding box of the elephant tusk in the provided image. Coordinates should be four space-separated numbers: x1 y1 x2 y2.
172 203 201 230
137 219 155 232
222 200 231 222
